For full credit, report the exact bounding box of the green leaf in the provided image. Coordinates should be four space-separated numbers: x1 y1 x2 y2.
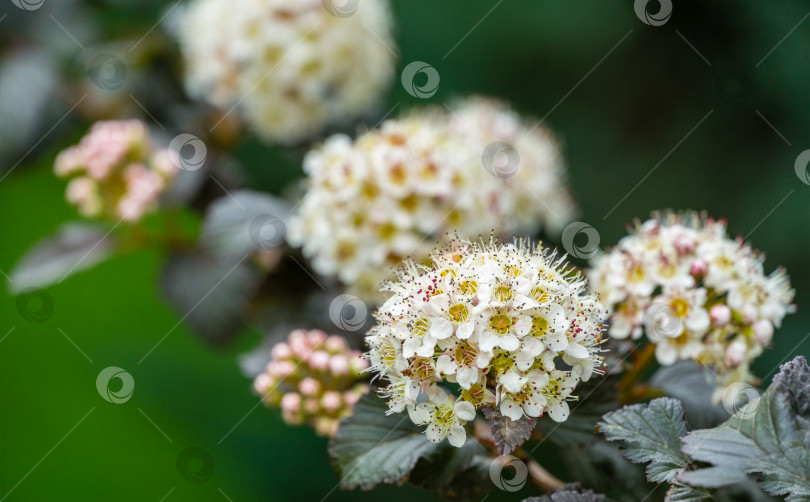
650 361 728 429
481 405 536 455
409 439 493 499
160 252 261 344
680 364 810 499
523 483 606 501
9 222 116 293
665 484 712 502
328 392 444 491
598 397 691 483
199 190 289 258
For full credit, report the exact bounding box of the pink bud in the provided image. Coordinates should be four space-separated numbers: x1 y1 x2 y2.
288 329 310 356
309 351 330 370
253 373 273 395
725 339 747 366
307 329 327 347
343 390 362 407
321 391 342 412
303 398 319 414
710 305 731 326
690 259 708 277
325 335 347 352
673 234 695 254
271 342 292 360
329 355 349 375
349 353 369 373
298 377 321 396
752 320 774 346
267 360 295 379
741 305 757 324
280 392 301 413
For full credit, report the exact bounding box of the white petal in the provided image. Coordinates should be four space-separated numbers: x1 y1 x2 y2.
522 337 545 357
499 334 520 352
409 404 430 424
447 425 466 447
685 308 710 333
476 350 493 369
427 384 448 403
436 354 456 374
425 424 443 443
456 366 477 389
513 316 533 337
655 342 678 366
479 331 499 352
454 400 476 421
430 317 454 340
545 332 569 352
566 342 590 360
547 400 570 422
515 351 534 371
499 370 527 394
416 335 437 357
457 321 474 339
500 398 524 421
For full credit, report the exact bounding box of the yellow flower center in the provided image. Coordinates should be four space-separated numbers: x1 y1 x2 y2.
489 314 512 335
448 303 469 323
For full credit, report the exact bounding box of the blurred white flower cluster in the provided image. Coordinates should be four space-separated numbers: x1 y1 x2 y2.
253 329 369 437
589 211 795 387
180 0 395 144
365 238 606 447
288 97 576 299
54 120 176 222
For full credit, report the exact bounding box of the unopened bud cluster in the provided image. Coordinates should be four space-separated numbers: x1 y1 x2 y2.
54 120 176 222
253 329 369 437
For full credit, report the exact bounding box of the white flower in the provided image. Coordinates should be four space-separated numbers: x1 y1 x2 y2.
180 0 395 144
589 211 795 388
288 98 576 299
365 237 607 446
409 385 475 447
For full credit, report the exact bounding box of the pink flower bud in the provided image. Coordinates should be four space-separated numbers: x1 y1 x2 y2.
329 354 349 375
253 373 273 395
673 234 695 254
271 342 293 360
349 353 369 373
741 305 757 324
752 320 774 346
309 350 330 370
303 398 319 414
690 259 708 277
710 305 731 326
288 330 310 356
306 329 327 347
343 390 362 407
280 392 301 413
298 377 321 396
321 391 342 412
725 339 747 366
267 360 295 379
325 335 347 353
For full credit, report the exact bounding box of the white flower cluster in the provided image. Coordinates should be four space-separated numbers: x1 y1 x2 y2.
288 97 576 299
180 0 395 144
365 238 607 447
589 212 795 387
54 120 176 222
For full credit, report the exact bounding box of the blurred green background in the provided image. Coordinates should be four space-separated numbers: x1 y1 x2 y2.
2 1 810 500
